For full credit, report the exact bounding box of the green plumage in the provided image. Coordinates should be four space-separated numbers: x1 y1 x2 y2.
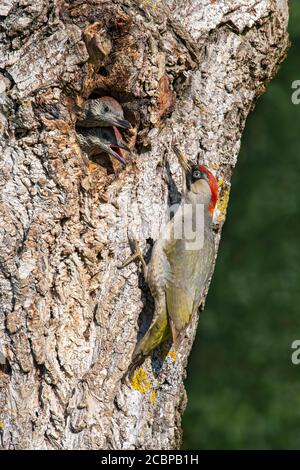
130 177 216 369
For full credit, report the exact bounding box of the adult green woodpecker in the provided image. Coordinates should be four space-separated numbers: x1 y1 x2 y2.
122 147 219 375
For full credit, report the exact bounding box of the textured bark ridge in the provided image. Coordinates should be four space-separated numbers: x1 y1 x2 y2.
0 0 289 450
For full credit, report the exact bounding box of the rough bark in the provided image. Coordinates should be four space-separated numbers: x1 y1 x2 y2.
0 0 289 450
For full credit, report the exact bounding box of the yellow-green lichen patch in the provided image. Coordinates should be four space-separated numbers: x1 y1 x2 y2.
130 368 151 394
167 351 177 361
88 162 98 172
20 100 30 109
142 0 159 10
197 103 206 115
0 420 4 431
218 177 224 188
149 389 157 405
217 188 230 222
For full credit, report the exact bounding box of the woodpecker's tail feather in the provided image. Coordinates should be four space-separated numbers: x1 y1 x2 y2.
122 322 172 385
169 318 180 350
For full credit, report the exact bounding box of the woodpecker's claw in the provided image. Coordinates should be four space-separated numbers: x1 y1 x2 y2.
118 239 147 274
121 352 145 386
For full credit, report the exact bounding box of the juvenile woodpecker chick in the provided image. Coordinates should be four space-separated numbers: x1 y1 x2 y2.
77 96 131 129
77 127 130 166
76 96 131 165
122 148 218 374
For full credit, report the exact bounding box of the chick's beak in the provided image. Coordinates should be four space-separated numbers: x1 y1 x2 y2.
98 141 127 166
106 114 132 130
112 127 131 153
115 140 131 152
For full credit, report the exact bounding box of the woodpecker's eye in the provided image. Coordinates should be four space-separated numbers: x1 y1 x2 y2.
103 105 109 113
192 169 202 179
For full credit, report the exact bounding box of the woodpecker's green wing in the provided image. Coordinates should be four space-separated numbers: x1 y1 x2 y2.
164 235 214 347
164 240 197 342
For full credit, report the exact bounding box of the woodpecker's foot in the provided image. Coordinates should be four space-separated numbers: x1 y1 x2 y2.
118 239 147 275
121 369 132 388
121 352 145 387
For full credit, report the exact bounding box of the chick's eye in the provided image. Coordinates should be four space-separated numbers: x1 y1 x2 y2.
192 170 202 179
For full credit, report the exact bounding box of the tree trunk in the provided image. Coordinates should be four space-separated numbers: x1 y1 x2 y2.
0 0 289 450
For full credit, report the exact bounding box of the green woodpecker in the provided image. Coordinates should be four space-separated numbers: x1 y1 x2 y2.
77 96 131 129
77 126 130 166
122 147 218 375
76 96 131 165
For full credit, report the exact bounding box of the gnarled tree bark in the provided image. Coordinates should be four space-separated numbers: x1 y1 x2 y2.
0 0 289 450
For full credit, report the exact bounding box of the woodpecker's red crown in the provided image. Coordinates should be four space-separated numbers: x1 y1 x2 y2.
101 96 123 113
197 165 218 215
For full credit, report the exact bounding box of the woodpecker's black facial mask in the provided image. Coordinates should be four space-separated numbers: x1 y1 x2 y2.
186 165 203 190
192 167 203 181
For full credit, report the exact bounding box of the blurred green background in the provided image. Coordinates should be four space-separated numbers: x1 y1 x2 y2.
183 1 300 450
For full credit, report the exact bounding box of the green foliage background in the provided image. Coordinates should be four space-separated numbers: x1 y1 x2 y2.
183 1 300 450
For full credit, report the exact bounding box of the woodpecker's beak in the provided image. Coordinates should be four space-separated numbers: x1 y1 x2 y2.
98 141 127 166
112 126 131 153
172 145 191 172
172 145 193 190
114 139 131 153
105 114 131 130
